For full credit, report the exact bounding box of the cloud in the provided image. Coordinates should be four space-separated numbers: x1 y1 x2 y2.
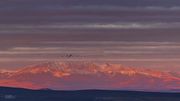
12 47 62 51
43 41 180 45
0 41 179 55
0 50 102 54
1 22 180 32
0 41 180 64
72 6 180 11
6 5 180 11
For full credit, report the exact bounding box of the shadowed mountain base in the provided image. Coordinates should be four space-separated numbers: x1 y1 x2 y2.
0 87 179 101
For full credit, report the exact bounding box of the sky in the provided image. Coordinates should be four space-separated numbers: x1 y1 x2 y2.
0 0 180 71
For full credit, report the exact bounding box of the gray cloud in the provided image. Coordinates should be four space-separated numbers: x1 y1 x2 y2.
1 22 180 32
4 5 180 11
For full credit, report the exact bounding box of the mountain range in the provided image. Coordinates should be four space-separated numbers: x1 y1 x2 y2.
0 61 179 92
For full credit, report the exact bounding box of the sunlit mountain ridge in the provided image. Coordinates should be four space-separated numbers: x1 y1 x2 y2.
0 61 179 91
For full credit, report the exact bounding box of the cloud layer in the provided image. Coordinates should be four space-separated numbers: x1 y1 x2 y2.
0 0 180 71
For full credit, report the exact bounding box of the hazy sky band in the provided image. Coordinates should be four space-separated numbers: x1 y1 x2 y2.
0 41 180 71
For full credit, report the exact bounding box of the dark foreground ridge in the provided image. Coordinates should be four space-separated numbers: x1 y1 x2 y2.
0 87 179 101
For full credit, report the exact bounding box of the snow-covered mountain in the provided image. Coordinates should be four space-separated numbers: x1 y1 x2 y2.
0 61 179 91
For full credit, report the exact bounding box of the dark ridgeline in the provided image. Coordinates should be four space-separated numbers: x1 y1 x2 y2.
0 87 179 101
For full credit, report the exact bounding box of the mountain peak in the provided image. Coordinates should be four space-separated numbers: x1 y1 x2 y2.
13 61 178 79
0 61 179 91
